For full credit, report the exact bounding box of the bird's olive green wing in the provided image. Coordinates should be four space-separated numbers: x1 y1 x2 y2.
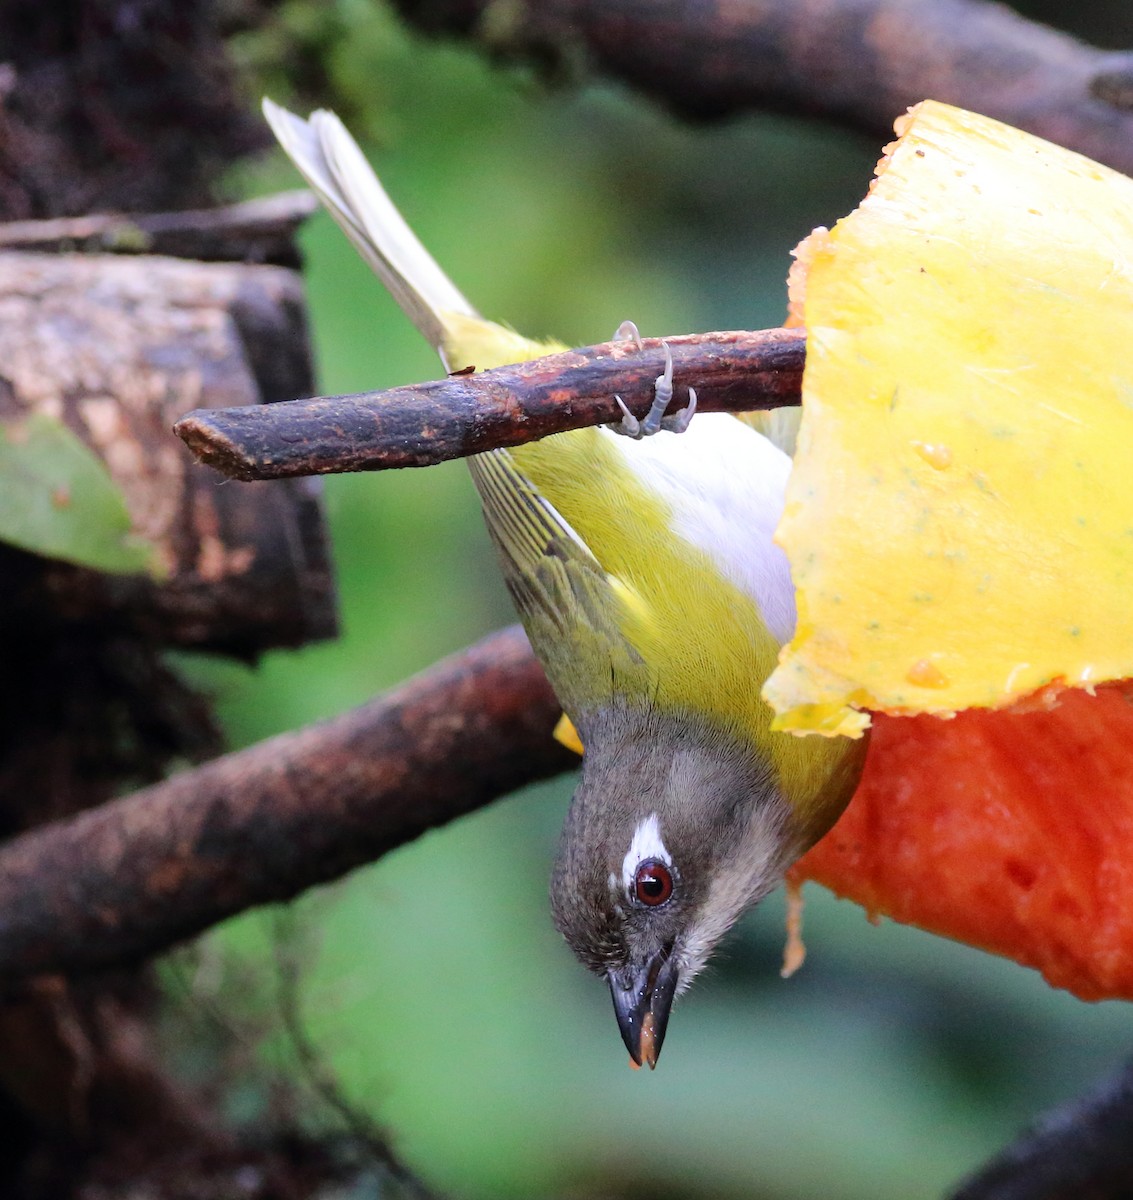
469 450 651 719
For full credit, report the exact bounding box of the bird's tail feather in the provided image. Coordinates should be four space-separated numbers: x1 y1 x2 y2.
262 98 477 366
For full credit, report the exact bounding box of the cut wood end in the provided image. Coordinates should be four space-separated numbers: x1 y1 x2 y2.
172 412 259 481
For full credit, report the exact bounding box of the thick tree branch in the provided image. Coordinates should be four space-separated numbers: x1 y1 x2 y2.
0 627 573 987
173 328 805 480
0 250 335 653
396 0 1133 178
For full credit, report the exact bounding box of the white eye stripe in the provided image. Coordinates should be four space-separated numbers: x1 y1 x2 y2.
621 813 671 894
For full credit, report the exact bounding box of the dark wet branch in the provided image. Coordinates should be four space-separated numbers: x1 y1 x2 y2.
950 1059 1133 1199
0 627 573 988
394 0 1133 177
173 327 805 480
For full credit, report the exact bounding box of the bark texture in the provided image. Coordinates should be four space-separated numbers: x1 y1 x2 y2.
0 0 265 219
0 250 336 653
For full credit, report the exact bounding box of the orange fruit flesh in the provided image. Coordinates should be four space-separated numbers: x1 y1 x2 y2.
793 684 1133 1000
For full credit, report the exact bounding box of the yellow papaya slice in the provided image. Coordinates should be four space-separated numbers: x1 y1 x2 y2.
767 100 1133 735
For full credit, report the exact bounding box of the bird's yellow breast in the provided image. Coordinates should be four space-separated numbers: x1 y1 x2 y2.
514 426 779 720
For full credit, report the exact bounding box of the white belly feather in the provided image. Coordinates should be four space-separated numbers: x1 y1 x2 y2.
605 415 798 646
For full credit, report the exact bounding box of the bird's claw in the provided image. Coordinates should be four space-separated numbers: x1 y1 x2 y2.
613 319 644 351
661 386 697 434
611 395 642 438
608 336 697 439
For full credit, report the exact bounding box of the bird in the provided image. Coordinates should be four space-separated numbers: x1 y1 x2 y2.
263 99 867 1068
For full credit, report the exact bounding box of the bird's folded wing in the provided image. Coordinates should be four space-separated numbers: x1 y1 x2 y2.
470 450 650 719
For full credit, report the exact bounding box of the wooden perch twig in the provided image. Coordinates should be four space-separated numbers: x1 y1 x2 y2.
0 627 573 987
173 327 805 479
396 0 1133 178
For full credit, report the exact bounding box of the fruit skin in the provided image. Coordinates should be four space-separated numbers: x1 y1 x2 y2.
793 683 1133 1001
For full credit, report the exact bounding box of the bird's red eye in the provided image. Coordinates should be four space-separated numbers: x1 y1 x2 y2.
633 860 674 906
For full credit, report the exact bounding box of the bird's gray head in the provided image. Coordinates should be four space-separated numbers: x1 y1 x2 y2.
550 704 801 1068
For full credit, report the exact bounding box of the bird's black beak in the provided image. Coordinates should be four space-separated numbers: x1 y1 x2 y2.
608 944 679 1069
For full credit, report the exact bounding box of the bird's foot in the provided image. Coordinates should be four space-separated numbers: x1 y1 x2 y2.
608 331 697 439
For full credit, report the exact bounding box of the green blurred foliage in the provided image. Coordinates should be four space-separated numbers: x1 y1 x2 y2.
170 4 1133 1198
0 413 156 574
